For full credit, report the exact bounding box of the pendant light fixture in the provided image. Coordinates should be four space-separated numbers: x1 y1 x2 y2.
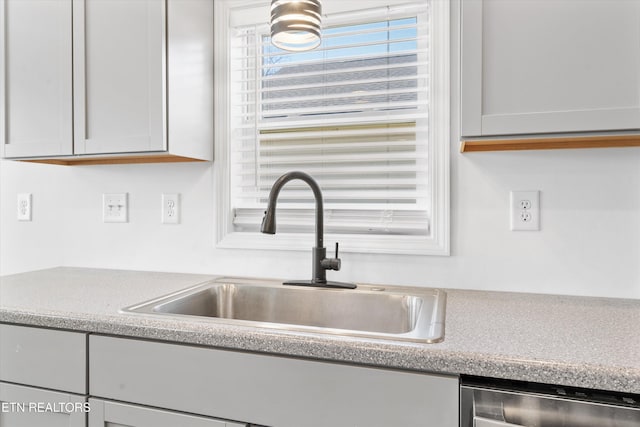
270 0 322 52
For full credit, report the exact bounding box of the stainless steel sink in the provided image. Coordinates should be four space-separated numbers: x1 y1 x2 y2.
122 277 446 343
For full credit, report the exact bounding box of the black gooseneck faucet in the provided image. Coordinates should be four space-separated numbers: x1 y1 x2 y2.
261 171 356 289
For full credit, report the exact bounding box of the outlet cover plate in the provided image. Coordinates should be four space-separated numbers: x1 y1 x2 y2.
161 193 180 224
103 193 128 223
510 190 540 231
17 193 32 221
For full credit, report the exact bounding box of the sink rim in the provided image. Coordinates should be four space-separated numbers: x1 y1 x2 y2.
121 277 446 344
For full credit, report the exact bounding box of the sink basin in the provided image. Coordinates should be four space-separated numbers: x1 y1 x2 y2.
122 277 446 343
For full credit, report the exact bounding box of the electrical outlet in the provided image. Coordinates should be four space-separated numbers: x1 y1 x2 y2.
103 193 128 223
510 190 540 231
161 193 180 224
17 193 32 221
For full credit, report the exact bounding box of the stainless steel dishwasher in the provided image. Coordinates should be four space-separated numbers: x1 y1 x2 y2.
461 377 640 427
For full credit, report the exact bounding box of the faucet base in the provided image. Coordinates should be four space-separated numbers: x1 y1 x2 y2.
283 280 357 290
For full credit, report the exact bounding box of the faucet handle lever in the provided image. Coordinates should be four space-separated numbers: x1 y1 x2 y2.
332 242 342 271
321 242 341 271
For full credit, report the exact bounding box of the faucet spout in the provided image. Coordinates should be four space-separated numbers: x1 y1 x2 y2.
260 171 356 289
260 209 276 235
261 171 323 248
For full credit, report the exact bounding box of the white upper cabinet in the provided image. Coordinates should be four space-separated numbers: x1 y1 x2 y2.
73 0 165 155
461 0 640 138
1 0 213 164
0 0 73 158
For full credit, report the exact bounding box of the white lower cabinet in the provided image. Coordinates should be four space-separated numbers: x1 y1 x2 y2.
0 324 88 426
88 399 245 427
0 381 86 427
0 324 87 394
89 335 459 427
0 324 458 426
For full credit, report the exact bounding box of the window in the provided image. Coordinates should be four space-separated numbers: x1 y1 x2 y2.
215 0 449 255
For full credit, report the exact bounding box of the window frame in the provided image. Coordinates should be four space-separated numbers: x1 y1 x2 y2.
214 0 450 256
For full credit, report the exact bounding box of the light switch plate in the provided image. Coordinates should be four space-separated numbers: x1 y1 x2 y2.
103 193 128 223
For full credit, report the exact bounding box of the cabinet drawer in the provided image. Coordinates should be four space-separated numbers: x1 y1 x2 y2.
90 335 458 427
0 324 87 393
89 398 245 427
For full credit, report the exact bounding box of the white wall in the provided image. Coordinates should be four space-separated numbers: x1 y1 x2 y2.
2 140 639 299
2 1 640 299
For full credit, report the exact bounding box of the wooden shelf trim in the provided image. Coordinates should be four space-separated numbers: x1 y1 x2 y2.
17 154 208 166
460 134 640 152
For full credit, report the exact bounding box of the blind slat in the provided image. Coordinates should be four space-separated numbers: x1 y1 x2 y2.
234 141 420 154
261 35 428 60
235 124 425 142
256 88 427 108
240 49 429 67
238 179 425 188
233 113 430 129
239 164 426 175
237 73 428 89
237 156 425 166
234 202 429 211
233 52 428 74
259 103 426 119
235 193 428 201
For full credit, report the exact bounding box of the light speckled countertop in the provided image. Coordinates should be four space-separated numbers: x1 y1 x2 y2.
1 267 639 394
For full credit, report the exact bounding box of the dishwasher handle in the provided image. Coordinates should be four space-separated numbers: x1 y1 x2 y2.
474 417 525 427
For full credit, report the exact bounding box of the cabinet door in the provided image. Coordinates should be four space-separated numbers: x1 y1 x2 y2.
88 399 245 427
90 335 459 427
72 0 165 155
0 382 86 427
0 0 73 158
461 0 640 137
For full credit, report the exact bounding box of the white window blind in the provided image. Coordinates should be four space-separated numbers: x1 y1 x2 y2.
229 2 432 237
